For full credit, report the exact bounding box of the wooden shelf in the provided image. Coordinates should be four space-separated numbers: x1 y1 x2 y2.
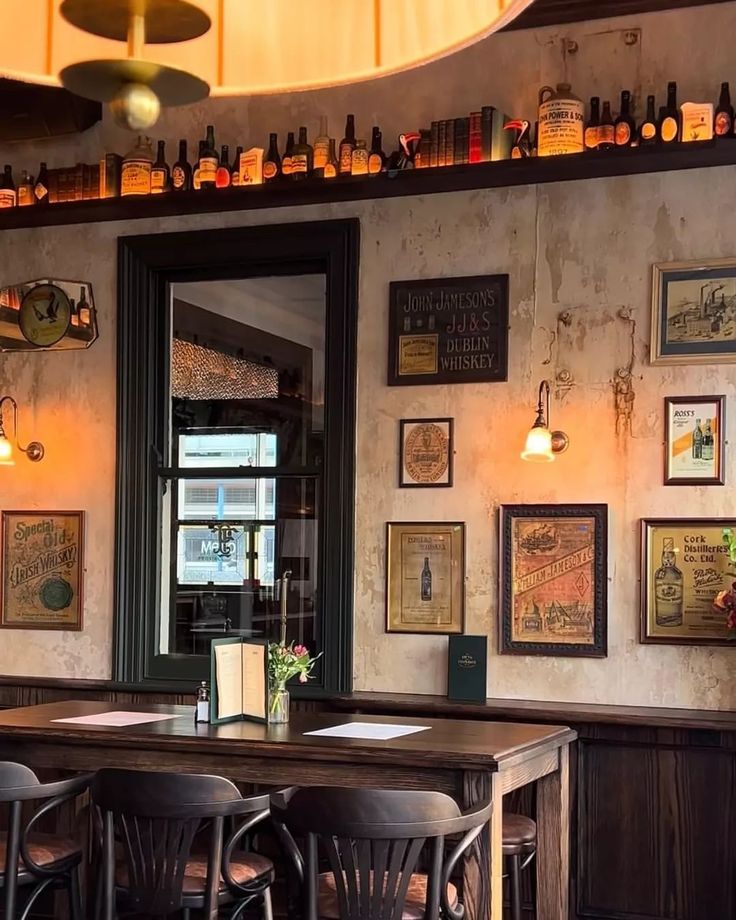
3 140 735 231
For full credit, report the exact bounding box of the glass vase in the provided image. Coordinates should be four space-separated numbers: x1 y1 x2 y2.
268 687 290 724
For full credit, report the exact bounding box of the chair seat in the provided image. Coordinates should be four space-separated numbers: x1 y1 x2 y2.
502 813 537 856
318 871 458 920
0 832 81 878
116 851 274 895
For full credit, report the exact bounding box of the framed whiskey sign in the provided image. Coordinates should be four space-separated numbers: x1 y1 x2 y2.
387 275 509 386
640 518 736 645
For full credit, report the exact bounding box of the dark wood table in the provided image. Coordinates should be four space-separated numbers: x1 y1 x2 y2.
0 701 576 920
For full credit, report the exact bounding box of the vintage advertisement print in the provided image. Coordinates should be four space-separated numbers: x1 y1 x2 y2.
664 396 725 485
1 511 84 630
499 504 608 657
651 259 736 365
641 519 735 644
386 522 464 634
388 275 509 386
399 418 453 487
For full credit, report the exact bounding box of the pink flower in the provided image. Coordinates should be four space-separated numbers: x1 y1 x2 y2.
293 645 308 657
299 673 308 683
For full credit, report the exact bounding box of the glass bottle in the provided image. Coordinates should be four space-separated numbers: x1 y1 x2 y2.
290 126 312 179
321 139 339 178
171 140 192 192
654 538 683 627
34 162 49 205
368 127 385 175
658 82 680 144
614 91 636 147
598 101 615 151
421 557 432 601
192 140 205 190
585 97 600 151
231 146 243 186
150 140 169 194
351 139 369 176
216 145 231 188
195 681 210 723
0 165 16 209
715 82 734 137
339 114 356 175
77 286 91 326
121 136 154 196
17 170 35 206
263 134 281 182
281 132 295 177
639 95 658 146
198 125 218 189
313 116 330 171
692 419 703 459
701 420 714 461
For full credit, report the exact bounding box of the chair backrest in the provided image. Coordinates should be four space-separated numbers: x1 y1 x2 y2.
91 768 257 917
275 787 477 920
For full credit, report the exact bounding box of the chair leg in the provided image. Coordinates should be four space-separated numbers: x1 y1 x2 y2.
508 854 522 920
68 866 84 920
262 887 274 920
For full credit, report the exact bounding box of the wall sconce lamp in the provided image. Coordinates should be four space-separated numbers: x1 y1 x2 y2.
0 397 45 467
521 380 569 463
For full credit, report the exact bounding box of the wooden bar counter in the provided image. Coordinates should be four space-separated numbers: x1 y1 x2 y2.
0 701 575 920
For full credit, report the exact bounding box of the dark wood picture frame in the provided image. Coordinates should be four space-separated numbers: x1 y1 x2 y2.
640 517 736 646
664 395 726 485
387 275 509 387
499 504 608 657
399 418 454 488
0 510 84 631
385 522 465 635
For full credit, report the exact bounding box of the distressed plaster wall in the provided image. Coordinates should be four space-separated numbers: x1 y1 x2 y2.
0 3 735 706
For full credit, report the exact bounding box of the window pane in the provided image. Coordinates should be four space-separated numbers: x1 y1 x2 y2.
177 476 276 521
178 432 277 469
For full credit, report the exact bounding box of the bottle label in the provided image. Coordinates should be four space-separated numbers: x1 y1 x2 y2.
584 126 599 149
198 156 217 184
150 168 167 193
290 154 308 174
615 123 632 146
121 161 152 196
282 157 292 176
0 189 16 208
18 186 34 206
231 171 240 187
339 143 354 173
196 700 210 723
323 163 337 179
215 167 231 188
368 153 383 174
660 117 679 143
715 112 733 136
537 98 585 156
655 582 683 605
641 122 656 141
598 124 615 146
313 141 329 170
171 165 185 189
351 153 368 176
263 160 279 180
193 169 201 191
34 182 48 200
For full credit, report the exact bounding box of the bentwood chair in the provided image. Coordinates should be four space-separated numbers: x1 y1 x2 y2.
271 786 491 920
502 814 536 920
91 768 275 920
0 762 90 920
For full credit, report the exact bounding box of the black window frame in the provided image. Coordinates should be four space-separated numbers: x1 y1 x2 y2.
114 219 359 694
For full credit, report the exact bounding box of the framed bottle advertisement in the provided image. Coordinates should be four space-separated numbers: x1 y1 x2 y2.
664 395 725 485
385 522 465 634
399 418 453 488
640 518 736 645
499 504 608 657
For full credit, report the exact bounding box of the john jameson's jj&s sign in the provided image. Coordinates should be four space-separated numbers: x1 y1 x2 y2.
388 275 509 386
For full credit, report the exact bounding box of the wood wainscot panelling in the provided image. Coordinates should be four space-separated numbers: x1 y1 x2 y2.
332 692 736 920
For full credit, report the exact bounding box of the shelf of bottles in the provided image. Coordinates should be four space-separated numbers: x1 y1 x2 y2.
1 82 735 229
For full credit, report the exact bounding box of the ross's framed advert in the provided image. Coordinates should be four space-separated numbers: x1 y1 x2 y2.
499 504 608 657
664 395 725 485
651 258 736 365
386 522 465 634
0 511 84 630
640 518 736 645
399 418 453 487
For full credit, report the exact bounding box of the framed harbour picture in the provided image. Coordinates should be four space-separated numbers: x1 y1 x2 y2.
399 418 453 488
651 258 736 365
387 275 509 386
386 522 465 634
0 511 84 630
640 518 736 645
664 395 725 485
499 504 608 657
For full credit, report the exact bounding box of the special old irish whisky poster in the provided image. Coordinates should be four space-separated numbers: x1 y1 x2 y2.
0 511 84 630
387 275 509 386
386 522 464 634
641 519 734 644
499 505 608 657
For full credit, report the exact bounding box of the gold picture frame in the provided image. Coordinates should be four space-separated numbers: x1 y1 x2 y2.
650 258 736 365
0 511 84 630
640 518 736 646
386 522 465 634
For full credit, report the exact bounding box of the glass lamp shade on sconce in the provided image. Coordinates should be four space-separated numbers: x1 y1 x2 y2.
521 380 569 463
0 434 14 467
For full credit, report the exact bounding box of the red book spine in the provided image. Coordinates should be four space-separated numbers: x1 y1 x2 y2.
469 112 482 163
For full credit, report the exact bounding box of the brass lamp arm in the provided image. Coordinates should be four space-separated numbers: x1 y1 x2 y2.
0 396 45 462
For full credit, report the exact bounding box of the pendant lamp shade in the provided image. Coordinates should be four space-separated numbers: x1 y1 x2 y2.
1 0 533 99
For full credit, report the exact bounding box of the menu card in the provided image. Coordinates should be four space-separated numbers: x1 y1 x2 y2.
210 637 268 725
